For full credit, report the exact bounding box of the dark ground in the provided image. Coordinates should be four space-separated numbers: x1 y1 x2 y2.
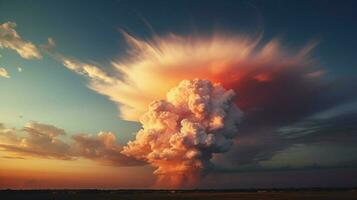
1 189 357 200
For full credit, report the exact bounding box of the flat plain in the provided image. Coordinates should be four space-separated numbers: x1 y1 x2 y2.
1 190 357 200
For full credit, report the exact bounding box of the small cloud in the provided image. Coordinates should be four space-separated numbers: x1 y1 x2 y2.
306 70 325 78
0 22 42 59
17 67 22 72
42 37 115 84
47 37 56 48
0 67 10 78
62 58 116 83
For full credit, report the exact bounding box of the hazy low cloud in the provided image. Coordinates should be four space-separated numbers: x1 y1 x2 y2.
0 22 42 59
0 122 144 166
0 67 10 78
0 122 71 159
72 132 143 166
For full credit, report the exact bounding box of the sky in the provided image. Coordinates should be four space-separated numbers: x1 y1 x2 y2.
0 0 357 189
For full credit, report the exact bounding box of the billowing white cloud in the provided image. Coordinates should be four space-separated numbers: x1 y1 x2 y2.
122 79 243 187
0 67 10 78
0 22 42 59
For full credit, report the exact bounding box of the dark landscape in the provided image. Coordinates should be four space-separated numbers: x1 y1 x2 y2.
1 189 357 200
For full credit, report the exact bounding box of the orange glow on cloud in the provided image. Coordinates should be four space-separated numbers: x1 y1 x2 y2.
72 33 322 122
32 31 327 188
0 122 148 189
121 79 243 188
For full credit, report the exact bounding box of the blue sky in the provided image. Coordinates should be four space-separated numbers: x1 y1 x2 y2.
1 0 356 134
0 0 357 188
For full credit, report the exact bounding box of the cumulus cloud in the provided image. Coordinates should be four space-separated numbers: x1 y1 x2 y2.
0 67 10 78
0 22 42 59
0 122 143 166
122 79 243 188
45 32 357 185
96 32 353 171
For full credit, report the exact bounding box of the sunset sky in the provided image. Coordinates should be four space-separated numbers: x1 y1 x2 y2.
1 0 357 189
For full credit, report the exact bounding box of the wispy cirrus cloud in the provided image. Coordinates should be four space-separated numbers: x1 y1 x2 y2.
43 38 115 84
0 22 42 59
